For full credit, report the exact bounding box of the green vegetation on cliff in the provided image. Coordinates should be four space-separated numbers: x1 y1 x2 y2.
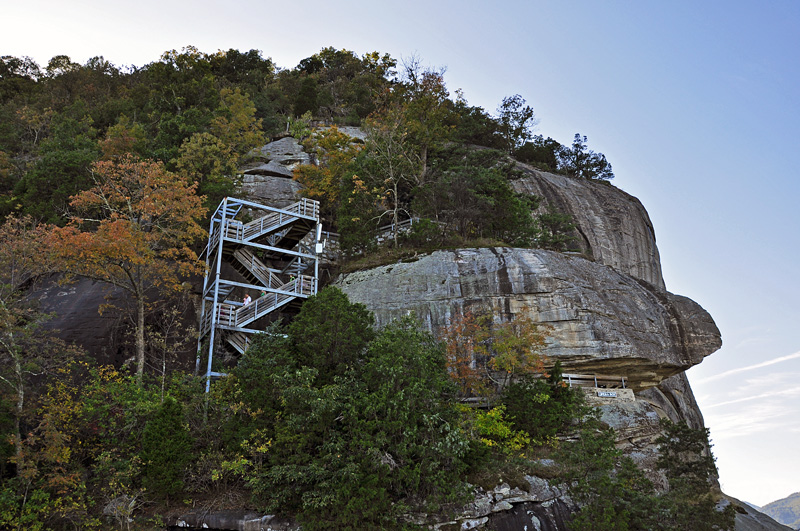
0 278 733 529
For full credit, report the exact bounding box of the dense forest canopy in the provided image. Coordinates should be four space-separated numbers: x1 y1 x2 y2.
0 46 613 228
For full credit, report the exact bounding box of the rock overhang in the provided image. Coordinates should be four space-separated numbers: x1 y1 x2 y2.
336 247 720 391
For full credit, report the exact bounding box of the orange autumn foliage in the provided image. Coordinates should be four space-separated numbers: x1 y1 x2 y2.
49 155 207 382
441 309 549 396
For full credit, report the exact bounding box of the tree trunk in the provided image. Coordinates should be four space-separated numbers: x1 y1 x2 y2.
13 346 24 474
419 144 428 184
136 295 145 384
392 180 400 247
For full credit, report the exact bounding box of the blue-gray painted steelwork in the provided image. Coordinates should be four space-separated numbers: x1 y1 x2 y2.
196 197 321 392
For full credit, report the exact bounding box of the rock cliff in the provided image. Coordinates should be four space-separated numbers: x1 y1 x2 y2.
239 136 308 208
510 162 665 290
336 247 717 390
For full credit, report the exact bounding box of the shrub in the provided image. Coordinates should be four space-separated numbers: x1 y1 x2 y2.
140 397 192 501
501 362 584 442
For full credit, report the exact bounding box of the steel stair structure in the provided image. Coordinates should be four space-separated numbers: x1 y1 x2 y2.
196 196 321 392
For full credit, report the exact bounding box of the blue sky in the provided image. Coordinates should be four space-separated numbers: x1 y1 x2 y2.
5 0 799 507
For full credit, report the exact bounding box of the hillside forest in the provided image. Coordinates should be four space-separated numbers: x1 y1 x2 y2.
0 47 734 529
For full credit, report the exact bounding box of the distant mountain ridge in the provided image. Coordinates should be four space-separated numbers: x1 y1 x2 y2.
761 492 800 529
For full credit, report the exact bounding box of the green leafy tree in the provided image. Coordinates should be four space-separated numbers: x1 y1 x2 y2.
450 92 505 150
417 146 539 246
558 133 615 180
294 47 395 123
292 126 363 222
559 412 657 531
234 306 468 529
140 397 192 502
14 113 100 224
536 205 577 251
515 135 562 171
463 405 530 455
0 56 41 105
501 361 584 442
286 286 375 385
496 94 538 154
397 57 454 181
176 87 264 210
210 87 264 155
293 76 319 117
175 132 237 209
213 323 293 450
654 419 735 530
335 169 380 257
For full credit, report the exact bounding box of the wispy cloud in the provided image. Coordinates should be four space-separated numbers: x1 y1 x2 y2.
705 397 800 440
695 351 800 384
704 386 800 409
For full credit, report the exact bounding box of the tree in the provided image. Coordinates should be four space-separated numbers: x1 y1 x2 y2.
361 110 423 246
210 87 264 156
558 412 657 531
250 316 468 529
292 126 363 222
501 361 584 443
14 113 100 224
414 145 539 246
558 133 614 180
655 420 735 530
175 132 237 210
536 205 577 251
441 308 548 394
286 286 375 385
515 135 562 171
293 47 396 122
176 87 264 210
0 216 86 459
397 57 453 181
0 56 41 105
99 115 148 161
496 94 538 154
0 216 95 529
49 156 206 383
140 397 192 502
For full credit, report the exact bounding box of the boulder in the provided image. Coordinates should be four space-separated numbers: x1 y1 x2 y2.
337 247 720 389
240 137 308 207
31 276 132 366
511 164 665 289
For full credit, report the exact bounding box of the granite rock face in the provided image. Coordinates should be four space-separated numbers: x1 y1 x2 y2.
239 136 307 207
337 247 720 389
31 276 132 366
511 164 665 290
638 371 707 429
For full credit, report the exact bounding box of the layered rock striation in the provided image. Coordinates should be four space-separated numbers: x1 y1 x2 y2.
337 247 719 390
511 162 665 290
239 136 307 208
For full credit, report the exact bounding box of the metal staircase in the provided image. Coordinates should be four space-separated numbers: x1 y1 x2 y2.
196 197 321 391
